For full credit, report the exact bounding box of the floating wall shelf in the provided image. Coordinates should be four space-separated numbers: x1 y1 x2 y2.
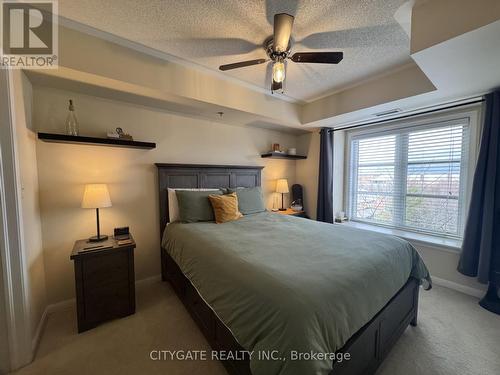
37 132 156 149
261 152 307 160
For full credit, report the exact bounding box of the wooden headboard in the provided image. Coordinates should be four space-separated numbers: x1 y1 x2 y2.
155 163 264 236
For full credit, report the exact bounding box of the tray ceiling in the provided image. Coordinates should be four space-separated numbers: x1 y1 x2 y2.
57 0 412 103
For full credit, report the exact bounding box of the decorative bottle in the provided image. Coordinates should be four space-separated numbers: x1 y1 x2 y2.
65 99 79 136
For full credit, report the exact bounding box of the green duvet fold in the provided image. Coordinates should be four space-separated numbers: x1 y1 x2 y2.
162 212 431 375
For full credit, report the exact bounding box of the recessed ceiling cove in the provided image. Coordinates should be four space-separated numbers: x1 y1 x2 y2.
58 0 412 103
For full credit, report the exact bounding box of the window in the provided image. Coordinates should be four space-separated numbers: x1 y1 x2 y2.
347 115 473 239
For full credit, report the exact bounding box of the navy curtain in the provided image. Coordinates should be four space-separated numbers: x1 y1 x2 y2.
317 128 334 223
458 90 500 314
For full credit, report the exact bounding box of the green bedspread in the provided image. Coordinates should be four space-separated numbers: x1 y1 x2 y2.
162 212 431 375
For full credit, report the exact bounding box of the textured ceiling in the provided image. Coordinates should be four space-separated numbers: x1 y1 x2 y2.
57 0 412 102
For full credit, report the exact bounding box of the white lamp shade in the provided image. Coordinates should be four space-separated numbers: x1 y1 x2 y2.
276 179 289 194
81 184 112 209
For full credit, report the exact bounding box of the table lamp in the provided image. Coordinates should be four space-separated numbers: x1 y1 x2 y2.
276 179 289 211
81 184 112 242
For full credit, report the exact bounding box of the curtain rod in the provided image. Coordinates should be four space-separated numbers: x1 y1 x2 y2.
330 98 485 133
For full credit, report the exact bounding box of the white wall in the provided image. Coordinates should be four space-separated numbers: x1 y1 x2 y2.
296 132 320 219
33 86 298 304
0 71 11 375
10 72 48 344
0 253 9 373
302 64 436 126
56 25 301 129
296 130 344 220
296 125 485 296
411 0 500 53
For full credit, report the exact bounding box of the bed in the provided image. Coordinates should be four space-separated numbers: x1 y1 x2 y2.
156 164 431 375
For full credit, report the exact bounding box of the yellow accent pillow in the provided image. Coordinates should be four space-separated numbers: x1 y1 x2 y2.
208 192 243 224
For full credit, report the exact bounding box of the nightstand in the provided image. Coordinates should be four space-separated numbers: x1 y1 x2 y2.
70 235 136 333
274 208 307 218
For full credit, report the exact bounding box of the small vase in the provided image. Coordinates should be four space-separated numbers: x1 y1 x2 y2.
65 99 79 136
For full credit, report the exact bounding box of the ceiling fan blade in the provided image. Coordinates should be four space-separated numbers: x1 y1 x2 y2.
219 59 267 71
290 52 343 64
273 13 294 53
265 0 299 26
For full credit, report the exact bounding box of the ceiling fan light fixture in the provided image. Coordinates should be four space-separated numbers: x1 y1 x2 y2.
272 60 286 83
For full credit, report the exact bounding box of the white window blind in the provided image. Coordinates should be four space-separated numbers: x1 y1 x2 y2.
347 118 470 238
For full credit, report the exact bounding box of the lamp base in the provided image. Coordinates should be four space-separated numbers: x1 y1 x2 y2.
278 208 286 211
88 234 108 242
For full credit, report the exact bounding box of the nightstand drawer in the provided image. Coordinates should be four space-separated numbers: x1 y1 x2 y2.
84 280 132 323
83 250 130 287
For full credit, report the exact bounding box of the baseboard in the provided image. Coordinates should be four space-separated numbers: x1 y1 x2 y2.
31 307 48 354
136 274 162 288
31 298 76 354
31 274 162 352
432 276 485 298
46 298 76 315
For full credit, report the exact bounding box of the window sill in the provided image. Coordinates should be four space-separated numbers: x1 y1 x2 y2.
340 221 462 252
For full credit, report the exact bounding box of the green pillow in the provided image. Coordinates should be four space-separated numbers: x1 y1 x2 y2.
176 190 222 223
228 187 266 215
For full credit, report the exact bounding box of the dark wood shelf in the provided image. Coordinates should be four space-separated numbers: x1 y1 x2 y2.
37 132 156 149
261 152 307 160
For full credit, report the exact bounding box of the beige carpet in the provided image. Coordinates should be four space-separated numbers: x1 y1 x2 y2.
12 281 500 375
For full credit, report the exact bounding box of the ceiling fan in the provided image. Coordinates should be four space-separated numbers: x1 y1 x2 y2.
218 13 343 94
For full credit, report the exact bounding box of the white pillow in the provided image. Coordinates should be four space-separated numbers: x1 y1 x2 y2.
167 188 221 223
